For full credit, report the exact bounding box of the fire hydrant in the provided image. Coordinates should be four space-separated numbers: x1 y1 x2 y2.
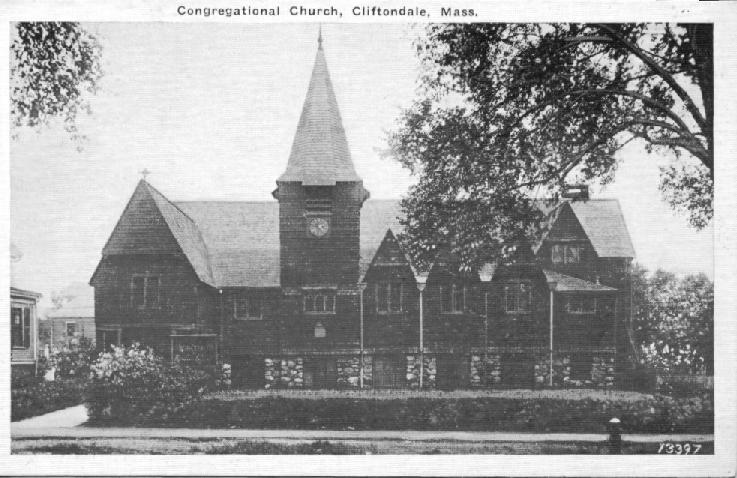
607 417 622 454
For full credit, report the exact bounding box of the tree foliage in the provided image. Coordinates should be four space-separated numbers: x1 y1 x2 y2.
10 22 102 140
389 23 713 267
631 266 713 375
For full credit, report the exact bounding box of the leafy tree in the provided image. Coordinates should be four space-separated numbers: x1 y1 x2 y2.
10 22 102 141
389 23 713 267
632 267 713 375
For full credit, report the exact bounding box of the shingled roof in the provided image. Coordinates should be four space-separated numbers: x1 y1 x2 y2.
567 200 635 258
277 34 360 185
543 269 617 293
174 199 402 288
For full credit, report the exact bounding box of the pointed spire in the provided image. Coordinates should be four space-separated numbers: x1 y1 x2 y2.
318 24 323 50
278 30 360 186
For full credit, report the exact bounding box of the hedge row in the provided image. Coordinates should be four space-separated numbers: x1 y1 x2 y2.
115 393 712 433
11 378 87 422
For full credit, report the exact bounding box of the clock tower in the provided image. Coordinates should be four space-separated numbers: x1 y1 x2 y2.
273 32 369 290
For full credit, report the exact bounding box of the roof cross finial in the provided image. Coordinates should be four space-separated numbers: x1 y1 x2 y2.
318 24 323 49
139 168 151 181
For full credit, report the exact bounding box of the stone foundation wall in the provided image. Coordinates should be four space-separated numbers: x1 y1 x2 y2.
337 356 373 388
264 357 304 389
470 354 502 387
592 355 615 388
406 354 436 389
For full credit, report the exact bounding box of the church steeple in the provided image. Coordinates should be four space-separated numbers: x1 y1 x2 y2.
278 30 360 186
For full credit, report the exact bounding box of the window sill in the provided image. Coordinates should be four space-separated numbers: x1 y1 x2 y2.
440 311 466 315
504 310 532 315
376 311 405 315
234 317 264 321
304 311 336 316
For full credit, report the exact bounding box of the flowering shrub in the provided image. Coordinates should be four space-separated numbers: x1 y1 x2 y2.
41 337 97 379
85 344 214 425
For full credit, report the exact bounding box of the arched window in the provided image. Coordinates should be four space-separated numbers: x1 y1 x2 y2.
314 322 326 338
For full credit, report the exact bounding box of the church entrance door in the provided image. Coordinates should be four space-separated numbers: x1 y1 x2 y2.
373 355 404 388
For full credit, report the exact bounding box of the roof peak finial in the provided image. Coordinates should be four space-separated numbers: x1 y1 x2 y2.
318 24 323 49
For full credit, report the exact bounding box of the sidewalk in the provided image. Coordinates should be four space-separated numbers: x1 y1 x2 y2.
11 405 713 444
12 404 88 429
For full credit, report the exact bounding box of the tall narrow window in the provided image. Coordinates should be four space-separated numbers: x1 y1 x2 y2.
131 276 145 307
440 284 465 313
376 282 404 313
504 282 532 313
233 296 263 320
131 275 160 308
304 291 336 314
551 244 564 264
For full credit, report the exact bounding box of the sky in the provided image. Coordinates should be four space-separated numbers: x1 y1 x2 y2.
10 22 713 309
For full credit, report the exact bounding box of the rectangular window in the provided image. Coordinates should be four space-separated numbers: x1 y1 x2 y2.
304 292 336 314
131 275 160 308
551 244 564 264
233 296 263 320
566 296 597 314
131 276 145 307
551 244 584 264
66 322 77 336
504 282 532 313
11 305 31 349
376 282 404 313
440 284 465 313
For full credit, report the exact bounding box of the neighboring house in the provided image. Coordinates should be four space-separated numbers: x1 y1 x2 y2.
91 35 636 389
11 286 42 375
46 295 96 348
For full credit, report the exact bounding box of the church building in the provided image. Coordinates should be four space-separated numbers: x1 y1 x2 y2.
91 35 636 389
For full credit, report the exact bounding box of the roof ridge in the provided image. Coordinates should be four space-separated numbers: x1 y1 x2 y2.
142 181 197 223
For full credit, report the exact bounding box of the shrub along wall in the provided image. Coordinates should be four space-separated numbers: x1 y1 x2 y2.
11 378 87 422
131 392 712 433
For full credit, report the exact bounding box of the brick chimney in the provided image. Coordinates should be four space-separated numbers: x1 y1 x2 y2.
561 184 589 200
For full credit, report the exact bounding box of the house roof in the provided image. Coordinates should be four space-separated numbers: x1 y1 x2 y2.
567 200 635 258
10 286 42 299
176 199 402 288
277 36 359 186
543 269 617 293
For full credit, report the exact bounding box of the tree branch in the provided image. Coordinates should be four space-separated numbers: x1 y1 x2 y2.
595 24 707 134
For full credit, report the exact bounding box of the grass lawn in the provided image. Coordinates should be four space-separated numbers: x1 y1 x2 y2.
12 437 714 455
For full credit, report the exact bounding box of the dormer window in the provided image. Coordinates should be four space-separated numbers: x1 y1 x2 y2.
304 291 336 314
440 284 466 313
551 244 584 264
504 281 532 313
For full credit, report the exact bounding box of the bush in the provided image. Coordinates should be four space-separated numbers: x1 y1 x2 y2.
12 378 87 421
125 390 712 433
40 337 98 380
85 344 214 425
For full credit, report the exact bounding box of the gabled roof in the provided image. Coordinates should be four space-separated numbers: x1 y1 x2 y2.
567 200 635 258
278 36 360 185
144 183 215 286
543 269 617 293
536 199 635 259
174 199 403 288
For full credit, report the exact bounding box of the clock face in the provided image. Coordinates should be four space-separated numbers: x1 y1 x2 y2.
308 217 329 237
